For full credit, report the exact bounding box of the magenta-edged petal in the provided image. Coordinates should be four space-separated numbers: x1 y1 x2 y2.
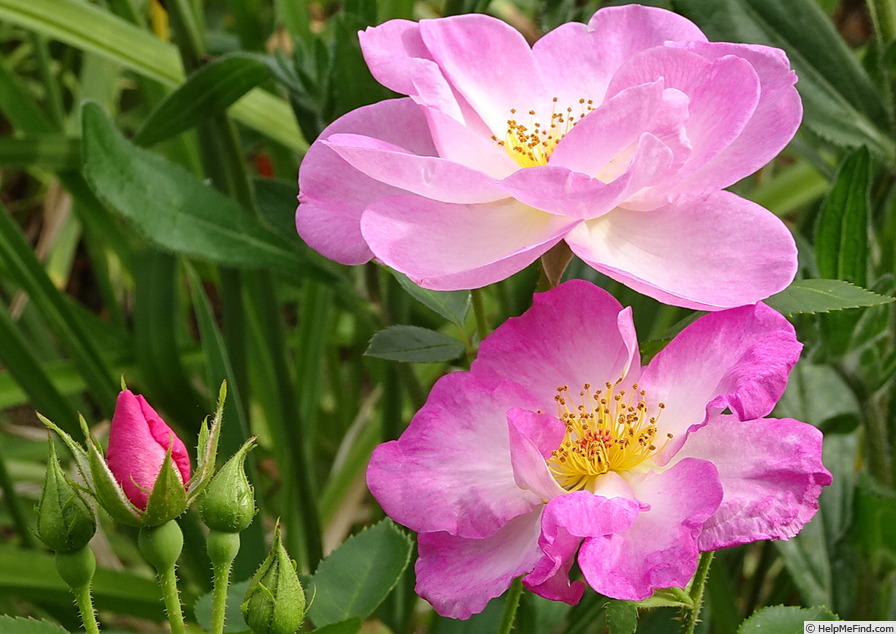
508 409 567 501
532 5 707 107
565 190 798 310
419 14 546 135
297 98 437 265
324 133 505 204
361 195 577 291
524 491 641 604
579 458 722 600
416 510 543 619
473 280 641 405
672 42 801 193
671 415 831 550
367 374 544 539
423 106 520 178
641 302 802 463
500 134 673 219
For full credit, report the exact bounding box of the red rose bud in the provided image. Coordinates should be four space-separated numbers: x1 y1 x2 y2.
106 390 191 511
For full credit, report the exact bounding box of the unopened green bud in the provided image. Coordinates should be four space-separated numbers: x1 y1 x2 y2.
198 438 257 533
36 440 96 553
241 522 305 634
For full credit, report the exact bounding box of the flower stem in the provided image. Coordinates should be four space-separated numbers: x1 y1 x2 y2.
497 578 524 634
139 521 186 634
74 583 101 634
157 565 187 634
681 551 714 634
207 531 241 634
471 288 489 343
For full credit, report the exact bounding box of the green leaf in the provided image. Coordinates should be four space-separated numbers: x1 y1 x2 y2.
0 0 306 151
0 136 79 170
135 54 271 147
194 579 251 634
738 605 838 634
307 519 412 627
0 616 68 633
392 271 472 327
815 147 871 286
365 325 466 363
311 618 362 634
604 601 638 634
671 0 894 157
764 279 894 316
81 102 334 282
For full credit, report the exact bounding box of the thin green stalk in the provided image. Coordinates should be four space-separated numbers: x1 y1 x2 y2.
158 566 187 634
471 287 489 343
682 551 714 634
498 578 523 634
74 583 101 634
207 531 240 634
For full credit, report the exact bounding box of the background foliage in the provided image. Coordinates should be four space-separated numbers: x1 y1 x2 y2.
0 0 894 632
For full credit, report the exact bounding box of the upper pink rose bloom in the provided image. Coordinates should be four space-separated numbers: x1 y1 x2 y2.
106 390 192 511
366 280 830 618
297 5 801 310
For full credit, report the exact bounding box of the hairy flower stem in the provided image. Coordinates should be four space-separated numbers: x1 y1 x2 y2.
207 531 241 634
56 548 100 634
682 551 714 634
74 583 101 634
139 521 186 634
497 578 524 634
471 288 490 342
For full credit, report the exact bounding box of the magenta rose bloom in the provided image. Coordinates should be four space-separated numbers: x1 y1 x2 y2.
297 5 801 310
106 390 192 511
366 280 831 618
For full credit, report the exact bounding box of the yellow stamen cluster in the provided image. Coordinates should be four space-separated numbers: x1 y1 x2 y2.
491 97 595 167
547 381 670 492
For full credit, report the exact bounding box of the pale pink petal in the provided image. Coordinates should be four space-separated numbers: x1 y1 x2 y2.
416 510 543 619
640 303 802 463
672 42 802 193
472 280 641 405
507 409 567 501
499 134 673 218
324 133 505 204
367 375 543 539
579 458 722 600
423 106 520 178
418 14 547 135
565 190 798 310
360 196 577 291
358 20 464 121
296 98 436 265
524 492 641 604
671 415 831 550
533 5 707 106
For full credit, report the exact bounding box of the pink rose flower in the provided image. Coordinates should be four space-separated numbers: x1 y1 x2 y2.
366 280 831 618
297 5 801 310
106 390 192 511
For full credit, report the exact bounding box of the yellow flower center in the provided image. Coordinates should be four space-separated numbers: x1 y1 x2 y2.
492 97 596 167
547 381 670 492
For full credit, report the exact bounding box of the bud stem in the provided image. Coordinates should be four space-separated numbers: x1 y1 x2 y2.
207 530 241 634
497 577 523 634
138 521 186 634
55 547 100 634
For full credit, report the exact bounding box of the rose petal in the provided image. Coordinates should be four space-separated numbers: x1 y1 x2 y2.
507 408 567 501
579 458 722 600
565 190 798 310
361 195 577 291
671 415 831 550
296 98 437 265
473 280 641 405
416 510 543 619
367 375 543 539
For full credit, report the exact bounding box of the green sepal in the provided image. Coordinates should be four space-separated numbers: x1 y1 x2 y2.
37 413 92 490
241 521 306 634
198 436 257 533
141 448 190 527
35 439 96 553
189 380 227 502
634 587 694 609
79 415 143 526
